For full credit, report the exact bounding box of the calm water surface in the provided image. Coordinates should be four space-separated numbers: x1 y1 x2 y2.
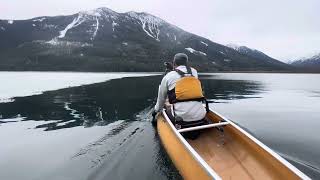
0 72 319 179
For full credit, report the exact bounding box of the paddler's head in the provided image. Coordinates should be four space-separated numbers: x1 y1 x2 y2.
173 53 188 67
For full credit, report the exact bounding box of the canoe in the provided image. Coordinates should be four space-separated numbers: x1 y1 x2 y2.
156 109 310 180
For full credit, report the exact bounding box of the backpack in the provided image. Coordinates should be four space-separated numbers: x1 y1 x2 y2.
167 66 205 104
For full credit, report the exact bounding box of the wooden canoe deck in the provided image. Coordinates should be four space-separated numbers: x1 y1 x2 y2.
188 128 289 180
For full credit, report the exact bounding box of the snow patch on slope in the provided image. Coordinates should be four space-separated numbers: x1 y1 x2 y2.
0 27 5 31
46 38 59 45
185 47 207 56
201 41 208 46
81 7 118 19
227 43 241 51
43 24 57 30
128 12 162 41
33 18 46 22
91 16 99 40
141 20 155 38
112 21 118 32
46 39 92 47
309 53 320 59
82 9 101 17
57 8 119 40
8 20 14 24
58 15 85 38
296 53 320 62
227 43 269 59
291 53 320 64
227 43 259 53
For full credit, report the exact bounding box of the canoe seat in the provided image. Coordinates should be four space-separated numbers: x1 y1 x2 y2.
164 107 208 129
178 122 230 133
175 119 208 140
178 119 209 129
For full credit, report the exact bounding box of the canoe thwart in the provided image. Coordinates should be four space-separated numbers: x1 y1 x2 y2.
177 122 230 133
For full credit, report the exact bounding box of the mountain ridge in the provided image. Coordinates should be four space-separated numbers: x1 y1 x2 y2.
290 53 320 72
0 7 291 72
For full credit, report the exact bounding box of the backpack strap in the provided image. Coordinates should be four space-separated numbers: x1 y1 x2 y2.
175 66 194 77
175 69 185 77
204 98 210 112
186 66 193 76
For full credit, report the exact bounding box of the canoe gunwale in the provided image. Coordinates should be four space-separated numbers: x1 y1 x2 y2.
209 108 311 180
161 109 222 180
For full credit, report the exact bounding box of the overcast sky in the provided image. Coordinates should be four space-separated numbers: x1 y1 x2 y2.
0 0 319 61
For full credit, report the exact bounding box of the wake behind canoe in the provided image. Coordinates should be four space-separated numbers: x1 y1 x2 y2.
156 109 310 180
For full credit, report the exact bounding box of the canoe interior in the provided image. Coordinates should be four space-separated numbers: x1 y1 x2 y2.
187 112 301 180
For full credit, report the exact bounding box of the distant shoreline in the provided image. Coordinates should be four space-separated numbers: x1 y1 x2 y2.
0 70 319 74
208 71 320 74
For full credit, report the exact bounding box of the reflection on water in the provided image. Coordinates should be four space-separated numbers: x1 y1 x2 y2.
201 74 265 101
310 90 320 97
0 76 162 130
0 75 264 131
0 73 318 179
0 74 264 180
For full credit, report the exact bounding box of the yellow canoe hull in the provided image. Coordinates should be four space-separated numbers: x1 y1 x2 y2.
157 110 310 180
157 114 214 180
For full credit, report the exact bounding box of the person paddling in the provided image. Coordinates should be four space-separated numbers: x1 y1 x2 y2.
152 53 207 139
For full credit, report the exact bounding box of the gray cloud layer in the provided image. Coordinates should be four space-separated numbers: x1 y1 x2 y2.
1 0 319 61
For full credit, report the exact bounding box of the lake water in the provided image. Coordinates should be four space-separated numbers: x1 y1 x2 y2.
0 72 319 179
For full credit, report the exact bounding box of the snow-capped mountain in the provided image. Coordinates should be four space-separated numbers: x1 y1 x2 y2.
290 53 320 71
227 44 270 59
227 44 288 68
0 7 290 72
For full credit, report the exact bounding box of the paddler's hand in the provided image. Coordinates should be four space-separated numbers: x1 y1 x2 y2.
151 110 158 127
152 110 158 118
